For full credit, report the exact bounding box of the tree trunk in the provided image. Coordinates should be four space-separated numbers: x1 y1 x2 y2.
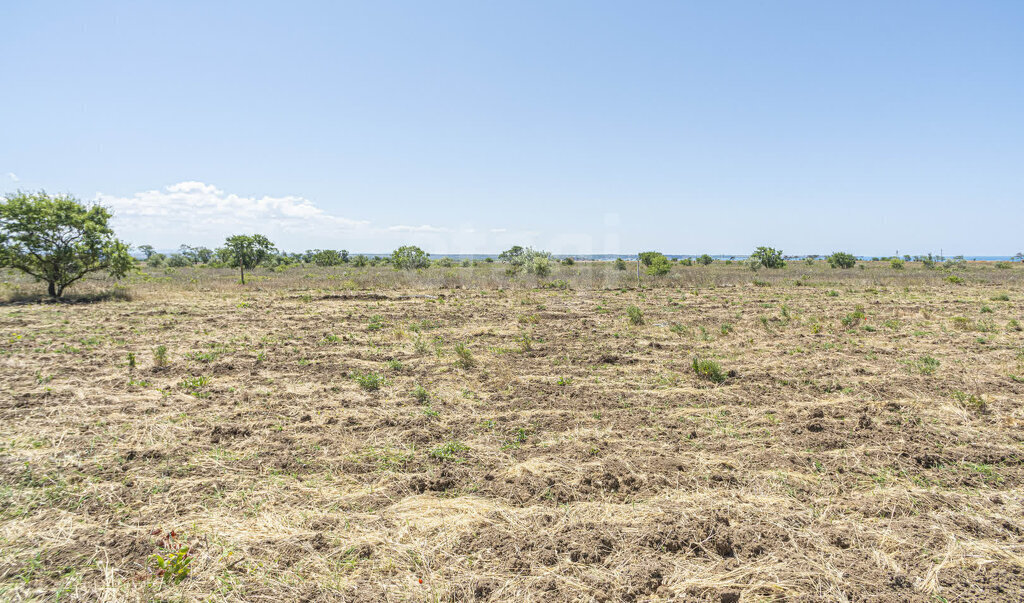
47 281 57 298
240 266 245 284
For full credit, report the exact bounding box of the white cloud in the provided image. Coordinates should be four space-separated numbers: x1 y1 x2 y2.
92 181 558 253
6 172 18 182
96 181 369 248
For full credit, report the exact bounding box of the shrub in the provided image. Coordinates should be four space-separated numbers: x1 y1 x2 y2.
354 372 385 391
626 305 644 325
561 257 575 265
614 258 627 271
166 253 192 268
842 305 866 328
391 245 430 270
890 258 905 270
946 275 964 284
531 256 552 277
679 258 693 266
638 251 662 266
827 252 857 269
991 293 1010 301
454 343 475 368
750 246 785 269
153 345 169 368
352 254 369 267
435 256 456 268
646 255 671 276
639 252 670 275
994 262 1011 270
692 357 726 384
696 254 714 266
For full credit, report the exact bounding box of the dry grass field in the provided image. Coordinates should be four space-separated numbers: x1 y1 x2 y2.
1 261 1023 601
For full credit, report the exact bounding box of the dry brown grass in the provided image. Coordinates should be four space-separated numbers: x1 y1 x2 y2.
1 260 1022 601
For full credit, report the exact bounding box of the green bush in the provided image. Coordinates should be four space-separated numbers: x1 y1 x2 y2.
692 357 726 383
750 246 785 269
454 343 475 368
696 254 714 266
614 258 627 271
827 252 857 269
391 246 430 270
646 255 671 276
626 305 644 325
638 251 662 266
890 258 905 270
354 372 385 391
561 257 575 265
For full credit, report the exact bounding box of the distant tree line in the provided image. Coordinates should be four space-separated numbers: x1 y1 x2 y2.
3 190 1020 298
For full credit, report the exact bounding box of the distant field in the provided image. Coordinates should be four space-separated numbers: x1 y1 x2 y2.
1 261 1023 601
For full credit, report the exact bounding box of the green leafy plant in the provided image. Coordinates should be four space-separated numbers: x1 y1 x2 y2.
454 343 475 368
692 357 727 383
354 372 385 391
411 385 430 402
149 529 192 584
614 257 627 270
429 440 469 462
827 252 857 269
179 375 210 397
915 355 940 375
890 258 905 270
952 390 986 413
390 245 430 270
0 190 135 297
750 246 785 269
626 305 644 325
153 345 169 368
222 234 276 284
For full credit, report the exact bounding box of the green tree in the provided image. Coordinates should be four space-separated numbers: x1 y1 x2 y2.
614 257 627 270
750 246 785 269
498 245 552 275
310 249 345 266
391 245 430 270
138 244 156 259
827 251 857 269
498 245 527 266
222 234 276 284
696 254 714 266
0 191 134 297
638 251 664 266
646 255 672 276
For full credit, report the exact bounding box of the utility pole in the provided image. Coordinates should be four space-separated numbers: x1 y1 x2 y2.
636 253 641 288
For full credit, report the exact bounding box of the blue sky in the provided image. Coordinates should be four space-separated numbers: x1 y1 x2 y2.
2 1 1022 255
